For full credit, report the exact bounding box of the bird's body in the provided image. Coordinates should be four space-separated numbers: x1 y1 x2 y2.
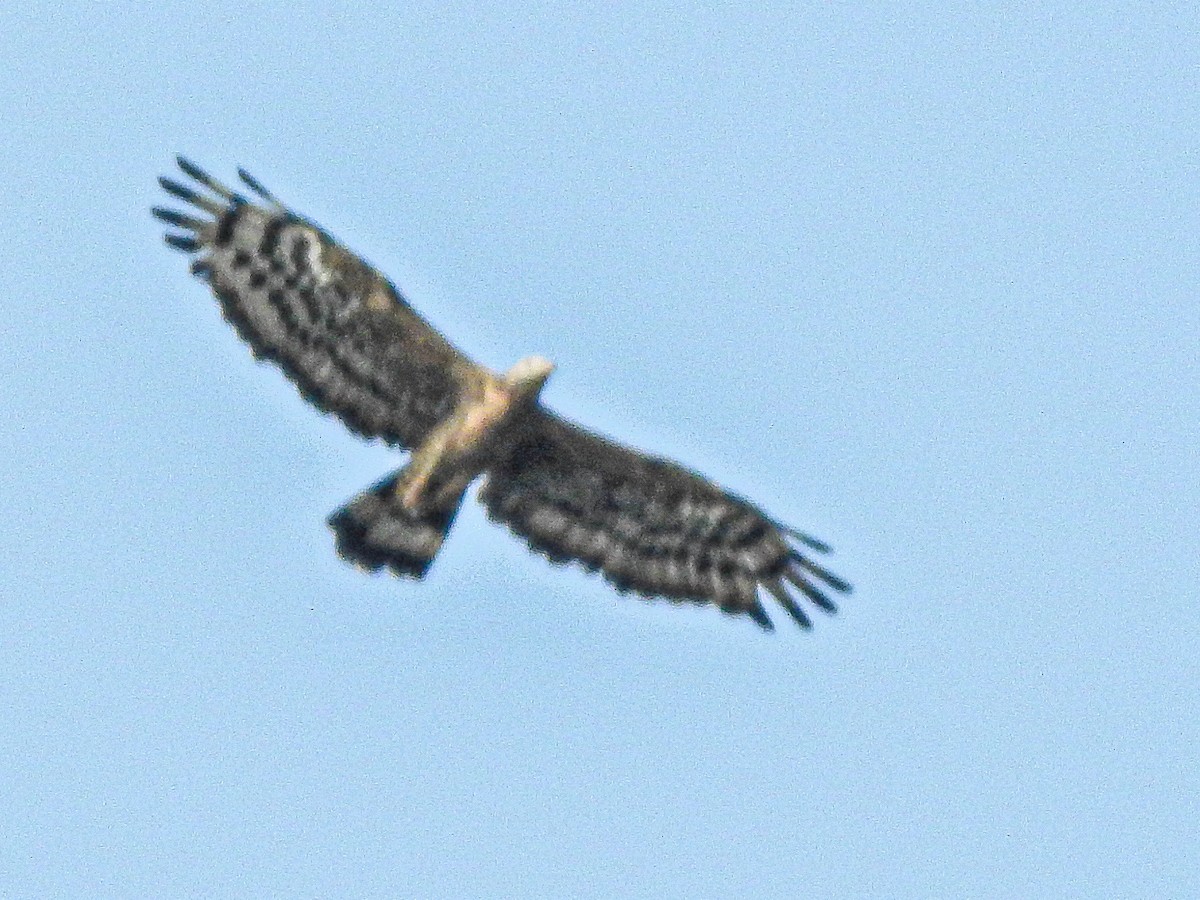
154 157 850 630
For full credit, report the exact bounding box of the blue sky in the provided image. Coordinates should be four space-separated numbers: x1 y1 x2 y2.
2 3 1197 897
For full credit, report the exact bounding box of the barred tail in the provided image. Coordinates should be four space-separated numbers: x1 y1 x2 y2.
327 470 466 579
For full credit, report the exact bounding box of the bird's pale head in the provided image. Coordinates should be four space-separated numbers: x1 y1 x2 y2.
504 355 556 400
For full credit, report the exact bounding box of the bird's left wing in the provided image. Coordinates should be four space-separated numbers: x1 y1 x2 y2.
153 157 482 449
480 410 851 631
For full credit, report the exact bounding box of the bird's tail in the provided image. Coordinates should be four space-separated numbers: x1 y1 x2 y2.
327 470 467 579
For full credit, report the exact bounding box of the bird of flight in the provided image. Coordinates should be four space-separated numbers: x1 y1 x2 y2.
153 157 850 631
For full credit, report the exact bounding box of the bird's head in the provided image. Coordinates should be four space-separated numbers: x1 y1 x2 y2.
504 355 556 402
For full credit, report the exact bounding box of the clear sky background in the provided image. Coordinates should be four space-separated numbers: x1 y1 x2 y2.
2 3 1197 897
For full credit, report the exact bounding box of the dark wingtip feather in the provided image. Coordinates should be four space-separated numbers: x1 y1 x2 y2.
175 155 206 179
238 167 277 203
785 605 814 630
164 233 200 252
764 580 813 630
790 553 853 594
790 576 839 615
152 206 205 230
158 175 229 215
818 569 853 595
782 526 832 554
176 156 236 199
745 603 776 632
158 175 198 202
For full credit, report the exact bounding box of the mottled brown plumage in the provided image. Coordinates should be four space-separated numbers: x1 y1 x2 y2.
154 157 850 630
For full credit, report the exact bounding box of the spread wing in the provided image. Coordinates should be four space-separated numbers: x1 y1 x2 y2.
153 157 482 449
480 411 851 631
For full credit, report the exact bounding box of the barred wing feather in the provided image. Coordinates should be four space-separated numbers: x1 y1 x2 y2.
481 411 850 630
153 156 481 449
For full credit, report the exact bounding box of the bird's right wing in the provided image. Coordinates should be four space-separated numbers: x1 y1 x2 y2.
154 157 483 449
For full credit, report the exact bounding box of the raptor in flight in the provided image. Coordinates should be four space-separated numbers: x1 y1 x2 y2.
153 157 850 630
